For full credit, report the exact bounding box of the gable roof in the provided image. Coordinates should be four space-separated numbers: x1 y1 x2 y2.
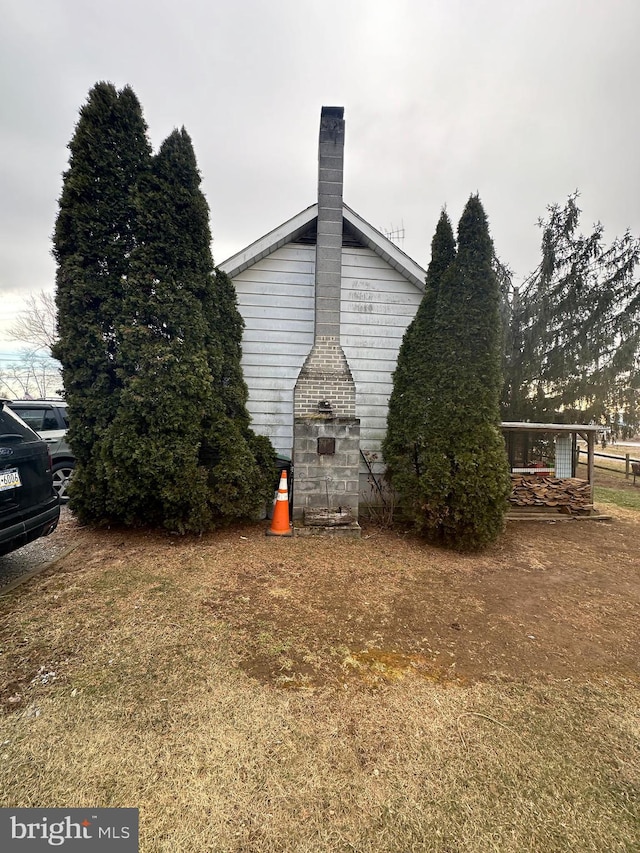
219 203 427 291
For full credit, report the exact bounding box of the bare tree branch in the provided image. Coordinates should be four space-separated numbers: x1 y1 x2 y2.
0 352 61 399
9 290 58 354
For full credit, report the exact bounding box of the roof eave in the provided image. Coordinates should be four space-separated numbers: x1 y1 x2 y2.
501 422 603 433
219 203 427 290
342 204 426 290
218 204 318 278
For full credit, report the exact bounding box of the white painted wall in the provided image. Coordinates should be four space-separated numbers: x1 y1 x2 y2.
233 244 315 457
233 242 423 464
341 246 423 464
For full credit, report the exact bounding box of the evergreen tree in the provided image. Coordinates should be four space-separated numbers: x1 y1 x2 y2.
502 193 640 435
100 128 275 530
382 211 456 519
207 268 252 427
54 87 275 530
52 82 152 520
98 128 216 531
198 265 276 521
427 195 510 549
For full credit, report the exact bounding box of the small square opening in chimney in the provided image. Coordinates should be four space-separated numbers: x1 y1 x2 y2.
317 437 336 455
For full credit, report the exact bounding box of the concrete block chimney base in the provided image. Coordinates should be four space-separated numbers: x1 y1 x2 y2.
292 415 361 530
293 522 361 539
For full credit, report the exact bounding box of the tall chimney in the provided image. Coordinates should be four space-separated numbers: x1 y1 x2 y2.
293 107 355 420
315 106 345 341
292 107 360 529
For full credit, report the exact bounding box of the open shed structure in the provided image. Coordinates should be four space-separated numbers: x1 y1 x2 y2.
502 422 602 517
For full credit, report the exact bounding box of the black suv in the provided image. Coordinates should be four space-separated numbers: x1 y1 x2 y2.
7 399 74 502
0 401 60 556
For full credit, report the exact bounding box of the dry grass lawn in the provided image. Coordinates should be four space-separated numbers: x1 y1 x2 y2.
0 501 639 852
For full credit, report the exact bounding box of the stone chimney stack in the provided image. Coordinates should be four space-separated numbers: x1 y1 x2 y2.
292 107 360 529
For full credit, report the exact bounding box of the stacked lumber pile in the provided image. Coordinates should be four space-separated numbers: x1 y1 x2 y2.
509 475 593 514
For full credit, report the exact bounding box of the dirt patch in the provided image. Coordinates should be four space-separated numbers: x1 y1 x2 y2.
198 511 639 689
5 500 640 699
1 500 638 706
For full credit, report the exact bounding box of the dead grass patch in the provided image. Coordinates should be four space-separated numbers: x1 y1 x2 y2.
0 512 639 851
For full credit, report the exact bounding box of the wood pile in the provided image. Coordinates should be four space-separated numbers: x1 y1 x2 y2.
509 475 593 514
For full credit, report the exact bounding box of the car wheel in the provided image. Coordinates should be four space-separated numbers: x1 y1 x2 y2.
52 462 74 503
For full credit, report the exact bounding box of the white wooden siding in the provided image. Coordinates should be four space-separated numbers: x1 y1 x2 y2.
233 242 423 464
233 244 315 456
341 246 423 466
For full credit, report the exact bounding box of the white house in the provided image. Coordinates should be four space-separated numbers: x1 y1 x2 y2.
219 107 427 521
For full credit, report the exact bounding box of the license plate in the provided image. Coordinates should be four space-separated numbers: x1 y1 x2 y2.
0 468 21 491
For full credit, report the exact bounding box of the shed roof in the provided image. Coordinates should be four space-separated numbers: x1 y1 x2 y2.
501 422 602 433
219 202 427 290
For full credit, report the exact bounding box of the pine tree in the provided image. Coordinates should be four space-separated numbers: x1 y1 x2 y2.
52 82 152 521
428 196 511 549
382 211 456 520
502 193 640 435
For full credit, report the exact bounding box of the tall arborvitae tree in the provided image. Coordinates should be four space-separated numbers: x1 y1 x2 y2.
208 268 252 427
99 128 274 530
54 89 275 530
425 196 510 549
97 129 216 531
198 265 276 521
502 193 640 435
52 83 152 520
382 211 456 520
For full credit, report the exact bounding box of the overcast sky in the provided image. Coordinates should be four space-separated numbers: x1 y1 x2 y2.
2 0 639 354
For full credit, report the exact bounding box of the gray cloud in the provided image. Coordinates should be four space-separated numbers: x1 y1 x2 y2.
2 0 639 340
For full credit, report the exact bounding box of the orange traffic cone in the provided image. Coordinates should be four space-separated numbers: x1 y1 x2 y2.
267 469 293 536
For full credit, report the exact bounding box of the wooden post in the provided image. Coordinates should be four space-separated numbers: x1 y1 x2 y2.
625 453 630 480
587 432 595 497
